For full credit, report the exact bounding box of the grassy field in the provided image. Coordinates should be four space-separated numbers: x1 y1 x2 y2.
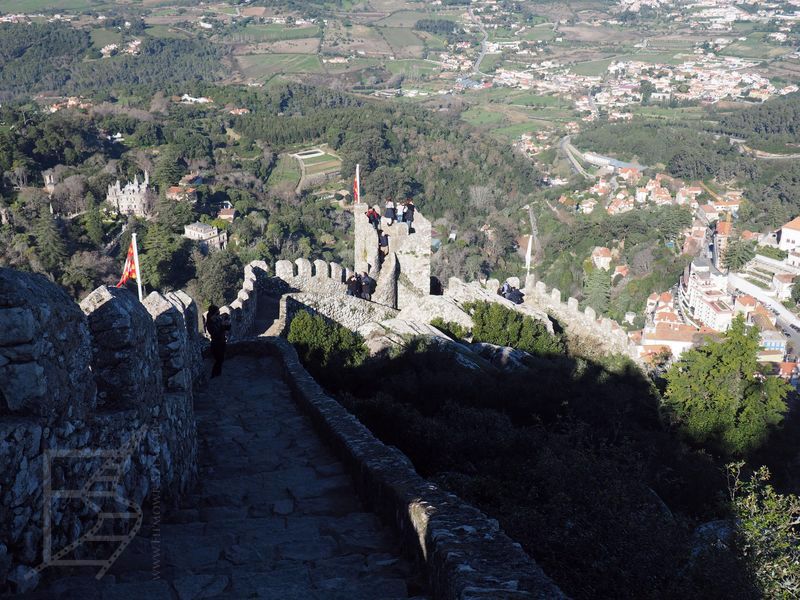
234 24 321 42
90 29 122 48
145 25 189 39
480 53 503 73
521 25 556 42
569 59 615 76
380 27 424 49
385 59 439 76
305 158 342 175
461 106 507 126
417 31 447 51
0 0 99 9
510 93 569 107
268 154 301 188
493 122 548 139
488 27 518 42
238 54 324 79
569 51 686 76
375 11 440 27
721 33 792 59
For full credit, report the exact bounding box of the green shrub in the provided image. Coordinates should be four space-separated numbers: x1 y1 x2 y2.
465 301 565 357
287 310 367 374
430 317 470 341
755 245 788 261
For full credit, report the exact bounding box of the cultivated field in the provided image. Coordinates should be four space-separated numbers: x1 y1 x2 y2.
237 54 325 80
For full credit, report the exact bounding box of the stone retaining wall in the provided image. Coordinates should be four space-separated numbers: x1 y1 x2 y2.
523 275 641 362
0 269 203 594
228 338 566 600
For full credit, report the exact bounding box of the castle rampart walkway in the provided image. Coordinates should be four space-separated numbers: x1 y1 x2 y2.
30 355 425 599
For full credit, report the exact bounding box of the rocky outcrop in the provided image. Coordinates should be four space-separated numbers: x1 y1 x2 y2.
356 319 451 355
444 277 554 333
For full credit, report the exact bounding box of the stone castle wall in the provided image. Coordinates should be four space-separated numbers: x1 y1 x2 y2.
0 269 203 593
217 260 269 342
353 206 432 310
524 274 642 362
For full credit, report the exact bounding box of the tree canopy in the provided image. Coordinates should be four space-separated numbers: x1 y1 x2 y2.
663 315 790 456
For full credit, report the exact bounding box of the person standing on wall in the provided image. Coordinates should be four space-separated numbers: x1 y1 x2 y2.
384 199 396 226
404 200 415 233
205 305 231 378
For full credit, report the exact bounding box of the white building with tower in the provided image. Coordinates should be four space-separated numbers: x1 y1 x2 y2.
105 172 155 217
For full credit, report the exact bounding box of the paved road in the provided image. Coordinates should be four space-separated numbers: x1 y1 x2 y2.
729 273 800 351
559 136 591 178
469 8 489 76
33 356 425 599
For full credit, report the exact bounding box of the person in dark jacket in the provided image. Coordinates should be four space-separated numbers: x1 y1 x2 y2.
378 231 389 258
205 305 231 378
346 273 362 296
360 272 375 300
404 200 415 233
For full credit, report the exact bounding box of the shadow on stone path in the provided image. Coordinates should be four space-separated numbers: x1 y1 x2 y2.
30 355 426 599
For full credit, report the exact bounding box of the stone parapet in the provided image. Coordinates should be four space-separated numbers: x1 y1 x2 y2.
80 286 162 413
444 277 554 333
0 269 95 419
524 274 641 362
0 269 203 593
218 260 269 342
230 338 566 600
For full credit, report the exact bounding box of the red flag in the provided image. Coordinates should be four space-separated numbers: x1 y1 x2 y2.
353 175 360 204
116 240 137 287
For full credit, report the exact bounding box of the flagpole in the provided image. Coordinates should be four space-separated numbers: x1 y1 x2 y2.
355 164 360 204
131 232 143 302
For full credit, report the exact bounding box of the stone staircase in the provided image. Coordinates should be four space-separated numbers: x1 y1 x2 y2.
30 355 426 599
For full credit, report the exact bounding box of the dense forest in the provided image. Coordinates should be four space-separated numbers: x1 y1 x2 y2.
719 93 800 147
0 22 225 102
534 202 692 323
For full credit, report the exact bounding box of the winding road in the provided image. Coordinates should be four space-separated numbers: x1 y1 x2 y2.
469 8 489 76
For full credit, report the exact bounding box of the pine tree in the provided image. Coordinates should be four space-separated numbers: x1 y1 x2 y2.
663 315 790 456
154 145 186 189
722 239 756 272
84 207 104 247
583 268 612 314
33 215 67 275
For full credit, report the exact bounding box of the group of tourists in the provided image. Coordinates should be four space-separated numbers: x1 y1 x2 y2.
365 199 416 233
346 271 377 300
498 280 524 305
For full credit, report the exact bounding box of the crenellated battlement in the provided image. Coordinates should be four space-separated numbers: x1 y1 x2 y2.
524 274 642 363
0 269 203 591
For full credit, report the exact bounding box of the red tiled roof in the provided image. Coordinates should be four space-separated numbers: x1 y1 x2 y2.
716 221 733 236
783 216 800 232
737 294 756 307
